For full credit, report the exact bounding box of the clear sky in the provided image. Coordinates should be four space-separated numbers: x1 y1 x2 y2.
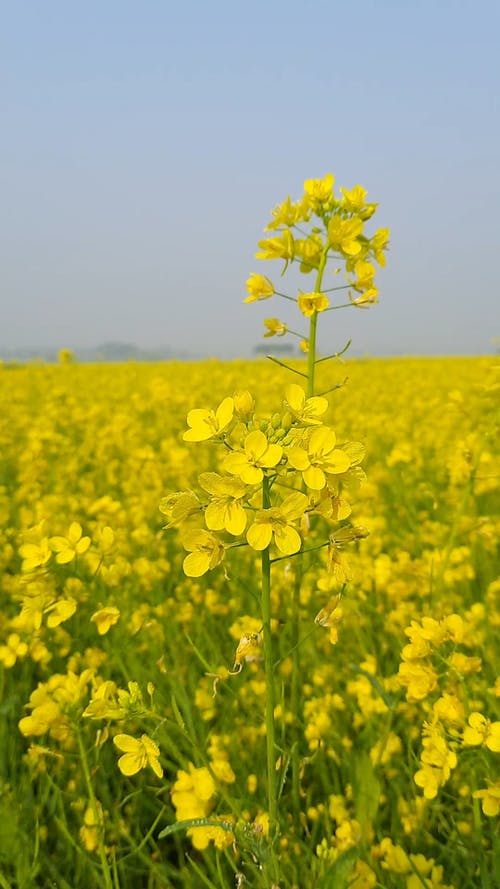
2 0 499 357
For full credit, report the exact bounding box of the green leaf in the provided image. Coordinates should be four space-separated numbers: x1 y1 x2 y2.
353 752 381 838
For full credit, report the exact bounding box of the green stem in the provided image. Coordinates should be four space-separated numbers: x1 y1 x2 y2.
76 726 115 889
289 248 330 828
261 476 279 877
307 248 329 396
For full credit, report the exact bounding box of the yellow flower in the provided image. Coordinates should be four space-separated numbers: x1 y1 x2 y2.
340 185 377 219
294 233 325 273
473 782 500 816
463 712 500 752
246 491 308 555
370 227 390 265
351 259 376 291
184 397 234 442
198 472 248 536
45 597 77 628
90 606 120 636
398 661 438 702
113 733 163 779
255 230 294 261
287 427 351 490
159 491 201 528
263 318 287 338
303 173 334 209
284 384 328 425
328 217 363 256
19 539 52 572
0 633 29 668
244 273 274 303
297 292 330 317
265 195 309 229
49 523 91 565
182 529 225 577
223 430 282 484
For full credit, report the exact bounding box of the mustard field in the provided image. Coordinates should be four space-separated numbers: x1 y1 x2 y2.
0 356 498 889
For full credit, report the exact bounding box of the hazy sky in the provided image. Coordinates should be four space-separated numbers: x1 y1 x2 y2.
2 0 499 357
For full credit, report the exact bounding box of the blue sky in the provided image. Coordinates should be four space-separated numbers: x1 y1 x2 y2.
1 0 499 357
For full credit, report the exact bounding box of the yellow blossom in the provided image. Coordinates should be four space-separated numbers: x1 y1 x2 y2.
0 633 29 667
19 539 52 572
113 733 163 778
287 427 351 490
340 184 377 219
303 173 334 209
473 782 500 816
183 397 234 442
263 318 287 337
284 384 328 425
181 529 225 577
246 491 308 555
90 606 120 636
49 523 91 565
45 597 77 628
223 430 282 484
297 292 330 317
328 217 363 256
463 712 500 751
244 273 274 303
198 472 248 536
159 491 200 527
255 230 294 261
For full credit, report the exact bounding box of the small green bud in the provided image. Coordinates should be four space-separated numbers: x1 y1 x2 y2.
271 413 281 430
282 412 292 431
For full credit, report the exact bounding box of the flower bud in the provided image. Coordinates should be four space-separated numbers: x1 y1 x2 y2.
233 390 255 420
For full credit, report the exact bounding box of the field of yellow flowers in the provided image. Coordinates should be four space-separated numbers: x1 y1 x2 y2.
0 355 498 889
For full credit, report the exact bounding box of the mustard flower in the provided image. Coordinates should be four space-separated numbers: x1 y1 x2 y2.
370 227 390 265
246 491 308 555
340 184 377 219
463 712 500 751
182 529 225 577
297 292 330 318
183 397 234 442
244 273 274 303
284 384 328 425
90 606 120 636
266 194 310 229
327 216 363 256
159 490 200 527
287 427 351 490
45 597 77 628
255 230 294 261
19 539 51 572
263 318 287 337
303 173 334 209
83 680 125 720
49 523 91 564
0 633 28 668
198 472 248 536
233 389 255 419
223 430 282 485
398 661 438 702
113 733 163 778
473 782 500 816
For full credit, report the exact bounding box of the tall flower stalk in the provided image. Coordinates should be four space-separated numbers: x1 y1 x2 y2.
163 172 389 880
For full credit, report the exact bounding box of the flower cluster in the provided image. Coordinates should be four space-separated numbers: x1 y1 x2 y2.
162 383 365 586
244 173 389 350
